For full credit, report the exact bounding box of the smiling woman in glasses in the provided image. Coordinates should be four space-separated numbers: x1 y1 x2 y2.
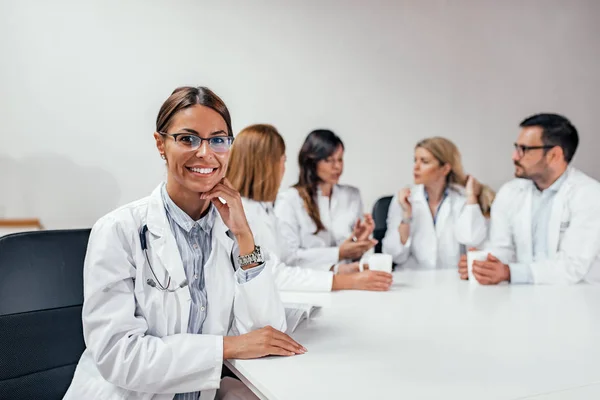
64 86 305 400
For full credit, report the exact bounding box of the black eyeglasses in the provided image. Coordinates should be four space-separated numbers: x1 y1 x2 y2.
513 143 554 157
158 132 234 153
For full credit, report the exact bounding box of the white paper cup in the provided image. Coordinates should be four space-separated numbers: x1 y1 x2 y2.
359 253 393 273
467 250 488 284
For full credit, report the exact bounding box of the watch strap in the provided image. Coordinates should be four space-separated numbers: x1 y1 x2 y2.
238 245 264 267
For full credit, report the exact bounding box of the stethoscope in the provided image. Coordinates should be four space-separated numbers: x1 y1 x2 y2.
139 225 188 292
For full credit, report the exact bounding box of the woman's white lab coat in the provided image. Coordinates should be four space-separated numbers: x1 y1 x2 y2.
64 185 286 400
274 185 363 270
486 167 600 284
382 184 487 269
242 197 334 291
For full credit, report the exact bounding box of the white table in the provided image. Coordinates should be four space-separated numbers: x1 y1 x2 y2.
226 270 600 400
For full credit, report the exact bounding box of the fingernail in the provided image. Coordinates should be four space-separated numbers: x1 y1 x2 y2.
289 351 295 356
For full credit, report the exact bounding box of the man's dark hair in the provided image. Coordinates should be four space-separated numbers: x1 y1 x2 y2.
520 113 579 163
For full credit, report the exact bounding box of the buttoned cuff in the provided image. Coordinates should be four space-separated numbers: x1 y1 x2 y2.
509 263 533 284
235 263 266 283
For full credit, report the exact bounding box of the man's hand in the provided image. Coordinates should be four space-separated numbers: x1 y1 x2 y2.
472 253 510 285
457 247 477 280
458 254 468 280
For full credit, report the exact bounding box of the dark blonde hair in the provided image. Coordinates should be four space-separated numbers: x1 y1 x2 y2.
416 137 495 216
227 124 286 202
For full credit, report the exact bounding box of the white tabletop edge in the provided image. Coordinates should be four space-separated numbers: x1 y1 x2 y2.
513 380 600 400
224 360 274 400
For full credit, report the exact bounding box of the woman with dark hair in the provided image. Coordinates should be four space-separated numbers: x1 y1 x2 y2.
227 124 392 292
274 129 377 271
64 87 303 400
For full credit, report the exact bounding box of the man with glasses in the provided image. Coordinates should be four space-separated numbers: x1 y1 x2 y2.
458 113 600 284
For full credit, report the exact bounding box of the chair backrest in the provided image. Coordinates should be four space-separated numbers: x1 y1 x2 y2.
0 229 90 400
372 196 393 253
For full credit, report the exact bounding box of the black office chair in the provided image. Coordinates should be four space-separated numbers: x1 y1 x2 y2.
0 229 90 400
372 196 393 254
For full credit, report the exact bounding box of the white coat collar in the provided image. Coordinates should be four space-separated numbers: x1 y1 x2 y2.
145 184 234 285
514 166 574 193
411 184 461 202
316 184 340 197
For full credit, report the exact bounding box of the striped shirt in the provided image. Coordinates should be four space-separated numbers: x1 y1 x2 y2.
161 185 264 400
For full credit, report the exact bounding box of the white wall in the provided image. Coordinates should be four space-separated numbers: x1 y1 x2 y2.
1 0 599 229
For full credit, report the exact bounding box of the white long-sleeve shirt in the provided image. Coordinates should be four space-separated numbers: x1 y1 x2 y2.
382 184 488 269
274 185 363 270
242 197 334 291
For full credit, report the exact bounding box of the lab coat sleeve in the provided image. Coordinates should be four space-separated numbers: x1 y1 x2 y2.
274 192 339 270
381 194 411 265
245 206 334 292
454 203 488 247
272 253 334 292
483 184 516 264
232 253 287 333
83 216 223 394
512 185 600 284
356 192 365 225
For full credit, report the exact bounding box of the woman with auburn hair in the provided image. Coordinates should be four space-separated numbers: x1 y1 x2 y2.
273 129 378 271
227 124 392 292
382 137 494 270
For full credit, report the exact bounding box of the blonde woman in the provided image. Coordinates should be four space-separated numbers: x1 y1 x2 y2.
382 137 494 269
227 124 392 292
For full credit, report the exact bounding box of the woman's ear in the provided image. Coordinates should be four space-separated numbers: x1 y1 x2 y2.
442 162 452 177
154 132 166 160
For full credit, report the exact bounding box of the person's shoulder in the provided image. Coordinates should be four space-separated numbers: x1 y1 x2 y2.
241 196 259 210
569 168 600 188
276 186 302 203
241 197 268 221
448 183 466 198
567 168 600 199
92 196 150 234
497 178 529 197
337 184 361 197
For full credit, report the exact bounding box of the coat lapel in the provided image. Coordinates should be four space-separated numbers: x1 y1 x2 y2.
547 168 572 255
145 185 189 290
519 183 534 261
434 190 454 237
